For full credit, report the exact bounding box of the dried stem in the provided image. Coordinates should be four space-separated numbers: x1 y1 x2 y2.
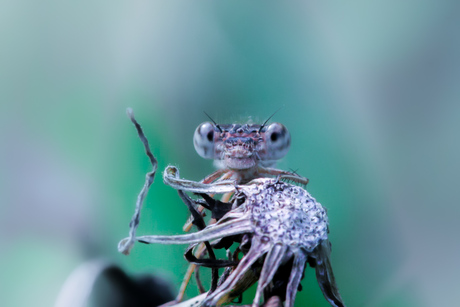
118 108 158 255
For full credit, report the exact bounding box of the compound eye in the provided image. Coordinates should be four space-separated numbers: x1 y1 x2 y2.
194 122 216 159
265 123 290 160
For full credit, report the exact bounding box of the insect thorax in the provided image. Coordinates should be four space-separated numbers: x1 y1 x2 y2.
245 180 329 252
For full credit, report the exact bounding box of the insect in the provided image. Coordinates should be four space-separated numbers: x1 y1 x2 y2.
119 110 309 295
192 113 309 189
174 114 313 302
118 109 344 306
184 115 309 228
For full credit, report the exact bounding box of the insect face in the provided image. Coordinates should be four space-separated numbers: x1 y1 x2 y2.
193 122 291 170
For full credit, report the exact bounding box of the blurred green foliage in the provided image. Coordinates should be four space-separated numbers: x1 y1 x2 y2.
1 1 460 307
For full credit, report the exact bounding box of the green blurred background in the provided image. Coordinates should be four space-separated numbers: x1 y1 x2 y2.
1 1 459 306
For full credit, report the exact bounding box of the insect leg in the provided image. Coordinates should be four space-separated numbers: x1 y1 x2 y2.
257 167 309 186
194 262 207 294
183 171 235 232
177 190 221 293
201 168 230 184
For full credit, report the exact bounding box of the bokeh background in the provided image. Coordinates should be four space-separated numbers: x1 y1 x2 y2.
1 1 460 306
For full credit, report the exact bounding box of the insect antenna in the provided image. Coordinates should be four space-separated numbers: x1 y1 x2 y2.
288 168 300 176
203 111 223 133
258 106 284 133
